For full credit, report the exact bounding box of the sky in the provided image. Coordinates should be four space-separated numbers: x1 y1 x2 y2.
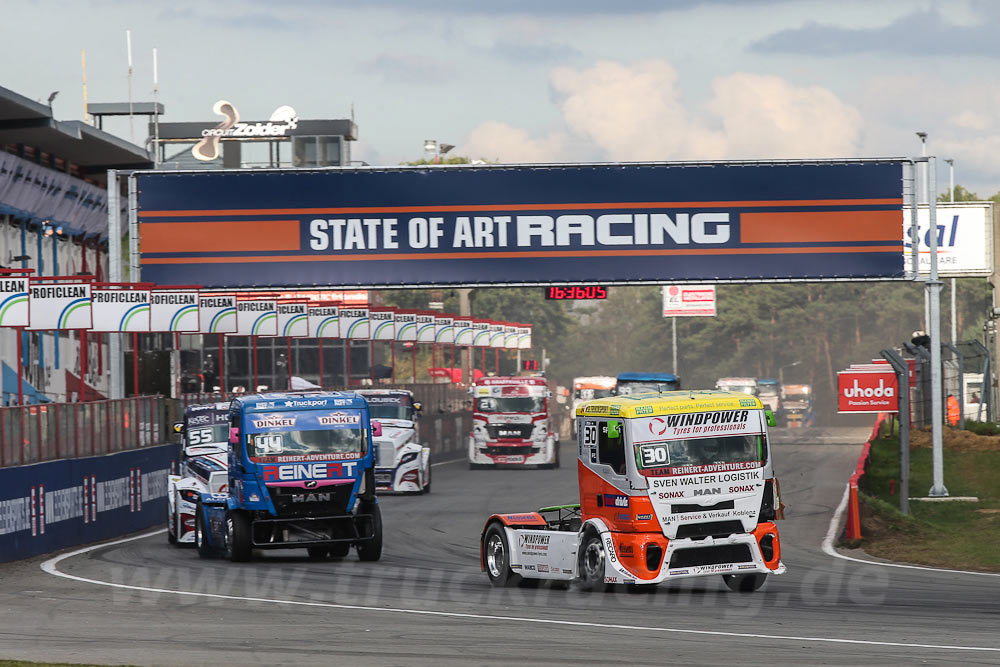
5 0 1000 195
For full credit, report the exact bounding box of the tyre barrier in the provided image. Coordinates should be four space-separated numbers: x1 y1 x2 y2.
0 443 178 563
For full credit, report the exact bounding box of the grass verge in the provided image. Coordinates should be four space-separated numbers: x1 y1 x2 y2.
850 423 1000 572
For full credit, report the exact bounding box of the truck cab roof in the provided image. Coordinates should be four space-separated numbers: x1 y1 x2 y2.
577 390 765 419
230 391 369 413
616 372 679 383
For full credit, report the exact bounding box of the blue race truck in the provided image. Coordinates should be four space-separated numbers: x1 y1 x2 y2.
194 392 382 562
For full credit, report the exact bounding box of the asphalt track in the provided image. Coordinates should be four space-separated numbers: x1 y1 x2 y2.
3 429 1000 666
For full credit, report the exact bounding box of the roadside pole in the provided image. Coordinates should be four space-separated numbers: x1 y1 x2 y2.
881 348 910 514
926 156 949 497
107 169 123 399
672 317 677 375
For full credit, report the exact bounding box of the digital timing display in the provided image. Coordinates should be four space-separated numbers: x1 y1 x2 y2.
544 286 608 300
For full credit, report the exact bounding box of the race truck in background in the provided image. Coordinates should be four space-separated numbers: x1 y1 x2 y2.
469 376 559 469
614 372 681 395
167 402 230 545
194 392 382 562
357 389 431 494
571 377 616 436
715 377 758 396
480 391 785 592
779 384 815 428
756 379 781 413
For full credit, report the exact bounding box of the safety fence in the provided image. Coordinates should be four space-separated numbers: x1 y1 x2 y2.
0 442 177 563
1 396 167 469
177 383 472 416
908 340 992 429
844 413 888 540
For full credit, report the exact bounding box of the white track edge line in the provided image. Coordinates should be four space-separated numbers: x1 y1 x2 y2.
40 530 1000 654
822 482 1000 577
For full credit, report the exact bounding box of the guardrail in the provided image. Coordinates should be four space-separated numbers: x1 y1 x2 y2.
0 397 168 469
844 413 888 540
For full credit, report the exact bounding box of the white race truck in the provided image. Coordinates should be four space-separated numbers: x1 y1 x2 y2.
166 402 230 545
468 376 559 469
358 389 432 494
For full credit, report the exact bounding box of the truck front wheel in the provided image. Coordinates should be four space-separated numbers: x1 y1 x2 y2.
577 532 607 592
483 523 519 588
722 573 767 592
194 503 215 559
357 502 383 562
226 511 253 562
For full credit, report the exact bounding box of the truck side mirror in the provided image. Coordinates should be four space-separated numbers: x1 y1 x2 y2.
608 420 621 439
413 402 423 412
765 410 777 427
229 427 240 444
173 422 184 434
372 421 383 437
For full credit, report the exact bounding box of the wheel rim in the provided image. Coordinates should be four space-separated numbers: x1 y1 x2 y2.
485 534 505 578
225 517 233 551
582 540 604 581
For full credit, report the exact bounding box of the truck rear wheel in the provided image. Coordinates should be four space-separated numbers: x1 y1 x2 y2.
226 511 252 562
577 532 607 592
357 502 383 562
722 573 767 592
483 523 519 587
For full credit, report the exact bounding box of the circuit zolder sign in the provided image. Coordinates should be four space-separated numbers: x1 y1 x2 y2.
134 160 905 289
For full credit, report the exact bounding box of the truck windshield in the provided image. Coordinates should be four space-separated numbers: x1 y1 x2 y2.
186 424 230 447
719 385 756 395
367 404 414 421
575 388 614 400
248 428 367 459
476 396 544 413
617 380 679 395
635 434 766 470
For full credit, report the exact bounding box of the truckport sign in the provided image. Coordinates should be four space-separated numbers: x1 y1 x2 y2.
837 370 899 413
135 160 905 288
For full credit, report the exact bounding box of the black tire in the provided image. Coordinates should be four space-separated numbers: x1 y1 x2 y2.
577 531 607 592
167 505 177 545
482 523 519 587
194 503 215 559
357 502 383 562
422 456 431 494
307 546 329 560
225 511 253 562
329 542 351 558
722 573 767 593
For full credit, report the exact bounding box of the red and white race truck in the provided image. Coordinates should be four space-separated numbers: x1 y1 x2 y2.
468 376 559 469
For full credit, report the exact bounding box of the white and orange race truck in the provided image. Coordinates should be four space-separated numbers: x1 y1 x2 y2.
480 391 785 592
468 376 559 469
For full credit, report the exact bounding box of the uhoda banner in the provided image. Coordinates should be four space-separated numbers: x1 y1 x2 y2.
150 289 200 332
198 294 237 334
90 287 152 332
370 308 395 340
275 303 309 337
27 281 92 330
308 305 339 338
0 276 30 327
135 161 906 288
235 299 277 336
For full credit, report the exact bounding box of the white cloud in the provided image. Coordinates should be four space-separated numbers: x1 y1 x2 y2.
707 73 863 158
458 121 566 163
456 59 862 163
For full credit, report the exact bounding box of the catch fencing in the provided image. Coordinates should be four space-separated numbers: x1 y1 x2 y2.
904 339 991 429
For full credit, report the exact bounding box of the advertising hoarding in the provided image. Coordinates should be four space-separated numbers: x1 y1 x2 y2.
136 161 905 288
903 203 994 277
27 281 92 330
150 289 200 332
837 370 899 413
198 295 236 334
662 284 717 317
234 299 277 337
307 305 339 338
0 276 30 327
90 288 152 332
